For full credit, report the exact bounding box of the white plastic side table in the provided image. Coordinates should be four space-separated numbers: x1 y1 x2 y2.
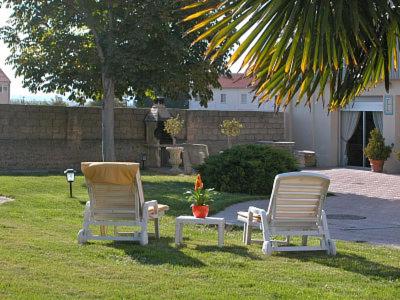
175 216 225 247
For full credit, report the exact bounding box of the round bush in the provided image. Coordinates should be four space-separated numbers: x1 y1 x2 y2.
198 144 298 195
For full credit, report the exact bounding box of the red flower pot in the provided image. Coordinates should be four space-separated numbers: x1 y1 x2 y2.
192 205 209 218
369 159 384 173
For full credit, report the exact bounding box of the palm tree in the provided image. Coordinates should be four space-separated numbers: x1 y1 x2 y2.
182 1 400 110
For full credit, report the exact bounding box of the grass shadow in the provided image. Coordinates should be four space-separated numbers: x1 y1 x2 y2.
103 237 206 268
277 252 400 280
195 244 262 260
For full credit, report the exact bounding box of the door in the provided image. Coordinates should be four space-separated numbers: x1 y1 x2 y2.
347 112 376 167
341 96 383 167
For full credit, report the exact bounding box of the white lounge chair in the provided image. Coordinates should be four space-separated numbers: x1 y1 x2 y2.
78 162 168 245
237 172 336 255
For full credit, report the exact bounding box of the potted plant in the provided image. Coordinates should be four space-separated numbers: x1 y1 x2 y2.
220 118 243 148
364 128 392 172
164 114 184 172
186 175 214 218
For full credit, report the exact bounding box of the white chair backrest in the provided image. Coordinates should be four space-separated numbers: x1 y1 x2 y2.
82 162 143 221
267 172 330 224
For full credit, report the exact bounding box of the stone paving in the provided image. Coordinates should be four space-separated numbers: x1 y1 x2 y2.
214 168 400 246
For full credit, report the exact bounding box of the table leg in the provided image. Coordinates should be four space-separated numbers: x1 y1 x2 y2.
175 222 181 246
218 222 224 247
179 223 183 244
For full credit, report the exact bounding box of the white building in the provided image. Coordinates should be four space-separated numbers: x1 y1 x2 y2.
0 68 10 104
286 78 400 173
190 72 400 174
189 73 275 111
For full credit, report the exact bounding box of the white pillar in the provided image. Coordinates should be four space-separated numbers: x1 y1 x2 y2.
383 95 400 173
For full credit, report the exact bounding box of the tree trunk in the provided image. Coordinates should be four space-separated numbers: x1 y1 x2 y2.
102 72 116 161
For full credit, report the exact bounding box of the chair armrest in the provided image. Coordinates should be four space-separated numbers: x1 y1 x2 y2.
143 200 158 219
248 206 266 215
248 206 270 222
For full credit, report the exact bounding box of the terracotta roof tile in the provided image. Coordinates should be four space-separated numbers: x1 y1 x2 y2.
218 73 254 89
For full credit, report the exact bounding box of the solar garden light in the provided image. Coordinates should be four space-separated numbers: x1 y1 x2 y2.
141 153 147 169
64 169 76 198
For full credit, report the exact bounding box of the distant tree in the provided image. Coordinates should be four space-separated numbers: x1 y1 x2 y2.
50 96 67 107
135 97 189 109
0 0 230 161
86 99 127 108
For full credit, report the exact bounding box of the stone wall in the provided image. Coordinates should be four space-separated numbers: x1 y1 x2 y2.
0 105 285 172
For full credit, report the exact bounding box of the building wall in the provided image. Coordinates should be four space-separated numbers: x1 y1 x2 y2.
185 110 284 154
287 80 400 173
0 105 285 172
0 82 10 104
286 94 340 168
189 88 275 111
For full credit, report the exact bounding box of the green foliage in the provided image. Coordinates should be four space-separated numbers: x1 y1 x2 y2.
183 1 400 110
164 114 184 144
185 188 215 206
135 97 189 109
364 128 392 161
198 144 298 195
0 0 230 103
220 119 243 137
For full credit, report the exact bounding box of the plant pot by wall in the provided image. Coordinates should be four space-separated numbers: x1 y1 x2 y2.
192 205 209 218
166 146 183 172
369 159 384 173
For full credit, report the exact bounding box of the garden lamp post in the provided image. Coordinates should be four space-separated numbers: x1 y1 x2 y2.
141 153 147 169
64 169 76 198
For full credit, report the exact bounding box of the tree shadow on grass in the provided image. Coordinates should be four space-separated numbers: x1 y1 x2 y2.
277 252 400 281
194 244 262 261
103 237 205 268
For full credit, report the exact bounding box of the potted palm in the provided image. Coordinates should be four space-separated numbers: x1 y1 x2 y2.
164 114 184 172
186 175 214 218
364 128 392 173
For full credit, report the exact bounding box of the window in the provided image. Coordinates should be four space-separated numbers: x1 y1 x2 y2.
241 94 247 104
220 94 226 104
3 86 8 93
0 86 2 93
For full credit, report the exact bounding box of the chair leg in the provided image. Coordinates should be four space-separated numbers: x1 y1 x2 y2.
154 218 160 239
242 223 247 243
140 224 149 245
302 235 308 246
245 223 252 245
100 225 107 236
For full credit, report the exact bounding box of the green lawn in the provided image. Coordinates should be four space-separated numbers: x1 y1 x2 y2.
0 173 399 299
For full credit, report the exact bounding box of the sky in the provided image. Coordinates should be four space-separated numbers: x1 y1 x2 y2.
0 7 54 100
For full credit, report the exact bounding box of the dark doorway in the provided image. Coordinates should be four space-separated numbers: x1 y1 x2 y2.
347 111 376 167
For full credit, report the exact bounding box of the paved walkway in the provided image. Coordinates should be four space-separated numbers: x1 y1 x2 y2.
214 168 400 246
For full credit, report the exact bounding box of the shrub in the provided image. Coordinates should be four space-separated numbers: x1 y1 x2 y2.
364 128 392 161
164 114 184 145
198 144 298 195
220 118 243 148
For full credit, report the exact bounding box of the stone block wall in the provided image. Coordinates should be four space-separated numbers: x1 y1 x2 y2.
185 110 284 154
0 105 285 172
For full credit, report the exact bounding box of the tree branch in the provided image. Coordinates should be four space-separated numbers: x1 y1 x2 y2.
66 0 105 64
